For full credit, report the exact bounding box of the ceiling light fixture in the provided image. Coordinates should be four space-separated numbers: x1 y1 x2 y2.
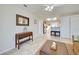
45 5 54 11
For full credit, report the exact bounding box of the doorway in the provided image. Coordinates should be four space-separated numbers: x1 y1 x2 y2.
43 17 61 37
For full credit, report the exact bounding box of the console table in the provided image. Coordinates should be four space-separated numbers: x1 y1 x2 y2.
15 32 33 49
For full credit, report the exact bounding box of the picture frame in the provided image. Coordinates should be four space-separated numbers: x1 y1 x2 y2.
16 14 29 26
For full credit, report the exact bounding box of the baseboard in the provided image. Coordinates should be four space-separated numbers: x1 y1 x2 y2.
60 37 71 39
0 47 14 55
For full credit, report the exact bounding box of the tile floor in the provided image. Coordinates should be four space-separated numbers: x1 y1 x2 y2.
2 35 74 55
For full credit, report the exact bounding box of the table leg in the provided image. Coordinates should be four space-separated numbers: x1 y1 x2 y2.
17 39 20 49
32 35 33 41
15 38 17 48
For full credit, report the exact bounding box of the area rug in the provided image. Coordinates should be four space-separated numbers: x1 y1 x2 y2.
40 40 69 55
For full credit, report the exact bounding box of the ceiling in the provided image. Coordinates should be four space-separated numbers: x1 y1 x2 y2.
22 4 79 19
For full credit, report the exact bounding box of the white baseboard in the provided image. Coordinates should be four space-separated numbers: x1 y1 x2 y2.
60 37 71 39
0 47 14 55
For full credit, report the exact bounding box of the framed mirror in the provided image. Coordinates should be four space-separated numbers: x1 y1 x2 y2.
16 14 29 26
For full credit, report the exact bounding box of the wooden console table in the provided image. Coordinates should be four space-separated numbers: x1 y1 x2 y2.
15 32 33 49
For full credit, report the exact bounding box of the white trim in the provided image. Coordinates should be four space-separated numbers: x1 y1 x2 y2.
0 47 14 55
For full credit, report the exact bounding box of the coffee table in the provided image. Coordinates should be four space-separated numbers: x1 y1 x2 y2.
40 40 69 55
